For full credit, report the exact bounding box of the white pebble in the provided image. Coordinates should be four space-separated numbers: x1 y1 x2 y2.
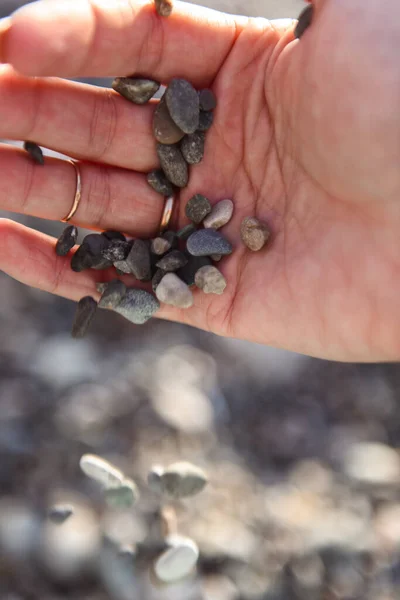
154 535 199 583
155 273 194 308
79 454 125 488
195 265 226 295
203 199 234 229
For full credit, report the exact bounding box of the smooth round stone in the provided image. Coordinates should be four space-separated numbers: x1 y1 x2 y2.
165 79 199 135
154 0 173 17
152 268 165 292
157 144 188 188
71 296 97 338
153 96 185 145
126 240 152 281
161 462 208 498
195 265 226 295
155 273 193 308
154 535 199 583
199 89 217 112
198 110 214 132
56 225 78 257
343 443 400 486
187 229 232 257
112 77 160 104
151 237 172 255
48 504 74 524
98 280 127 309
185 194 212 224
203 199 234 230
104 478 139 509
80 454 125 488
114 289 160 324
102 231 126 242
177 255 211 287
156 250 188 272
147 169 174 196
181 132 205 165
240 216 271 251
102 240 131 262
24 141 44 165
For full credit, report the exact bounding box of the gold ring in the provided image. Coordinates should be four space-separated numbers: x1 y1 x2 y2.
159 195 175 233
62 160 82 222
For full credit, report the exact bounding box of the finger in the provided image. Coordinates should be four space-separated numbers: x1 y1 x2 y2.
0 66 157 171
1 0 243 84
0 144 164 236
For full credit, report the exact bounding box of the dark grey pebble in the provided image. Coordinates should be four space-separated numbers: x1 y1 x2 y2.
198 110 214 132
71 234 111 272
187 229 233 257
147 169 174 196
23 141 44 165
177 255 211 287
165 79 199 134
199 89 217 111
126 239 152 281
102 240 131 262
181 132 205 165
98 279 127 309
71 296 97 338
113 289 160 324
185 194 212 224
157 144 188 188
177 223 196 240
48 504 74 524
152 268 165 292
112 77 160 104
295 5 314 39
156 250 188 272
55 225 78 257
153 95 185 145
102 231 126 242
162 230 179 250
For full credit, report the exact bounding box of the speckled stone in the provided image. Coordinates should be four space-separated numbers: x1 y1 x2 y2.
55 225 78 256
98 280 127 309
154 0 173 17
165 79 199 134
147 169 174 196
199 89 217 112
155 273 194 308
102 240 131 262
71 234 110 272
23 141 44 165
295 4 314 39
48 504 74 524
102 231 126 242
126 240 152 281
185 194 212 224
187 229 232 257
113 260 131 274
203 199 234 230
71 296 97 338
181 132 205 165
240 217 271 251
177 255 211 287
112 77 160 104
157 144 188 188
113 289 160 324
104 478 139 509
177 224 196 240
153 96 185 145
156 250 188 272
151 237 172 255
197 110 214 132
161 462 208 498
195 265 226 295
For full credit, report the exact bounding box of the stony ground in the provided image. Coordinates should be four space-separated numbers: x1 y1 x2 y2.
1 1 400 600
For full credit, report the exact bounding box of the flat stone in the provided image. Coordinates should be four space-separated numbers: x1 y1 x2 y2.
71 234 110 272
165 79 199 134
55 225 78 256
48 504 74 524
101 240 131 262
157 144 188 188
114 289 160 324
71 296 97 338
112 77 160 104
153 96 185 145
151 237 172 255
102 231 126 242
147 169 174 196
156 250 188 272
240 216 271 251
185 194 212 224
154 535 199 583
177 255 211 287
295 4 314 39
187 229 232 257
152 268 165 292
79 454 124 487
181 132 205 165
98 279 127 309
198 110 214 132
195 265 226 295
23 141 44 165
199 89 217 111
162 462 208 498
154 0 173 17
177 223 196 240
104 478 139 509
155 273 194 308
126 240 152 281
162 230 179 250
203 199 234 230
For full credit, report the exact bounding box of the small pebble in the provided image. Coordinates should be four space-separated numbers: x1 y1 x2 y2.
154 0 173 17
23 141 44 165
157 144 188 188
203 199 234 230
156 250 188 272
240 216 271 251
153 96 185 145
162 462 208 498
147 169 174 196
187 229 232 257
295 4 314 39
199 89 217 112
126 240 152 281
152 268 165 292
197 110 214 132
151 237 172 255
162 230 179 250
114 289 160 324
102 240 131 262
211 254 222 262
181 132 205 165
177 255 211 287
98 280 127 309
55 225 78 256
71 234 110 272
104 478 139 509
154 535 199 583
113 260 131 274
96 282 108 294
71 296 97 338
165 79 199 134
195 265 226 295
112 77 160 104
185 194 212 224
102 231 126 242
155 273 194 308
79 454 125 488
47 504 74 524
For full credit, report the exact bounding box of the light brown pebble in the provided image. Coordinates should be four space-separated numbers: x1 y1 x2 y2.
211 254 222 262
151 237 172 255
112 77 160 104
203 199 234 230
153 96 185 145
240 217 271 251
155 273 194 308
154 0 173 17
194 265 226 295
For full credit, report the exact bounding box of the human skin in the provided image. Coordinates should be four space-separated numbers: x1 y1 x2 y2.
0 0 399 362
